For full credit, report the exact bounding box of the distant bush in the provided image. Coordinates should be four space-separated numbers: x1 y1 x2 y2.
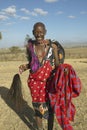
0 46 27 61
9 46 22 53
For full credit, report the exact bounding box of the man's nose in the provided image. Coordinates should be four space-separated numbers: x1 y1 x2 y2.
37 32 41 36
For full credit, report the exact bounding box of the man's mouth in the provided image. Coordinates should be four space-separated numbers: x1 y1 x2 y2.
36 37 43 42
37 37 42 40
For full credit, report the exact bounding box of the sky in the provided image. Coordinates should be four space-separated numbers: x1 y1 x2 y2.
0 0 87 48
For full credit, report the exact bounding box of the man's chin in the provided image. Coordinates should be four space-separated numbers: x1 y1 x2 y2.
37 39 43 44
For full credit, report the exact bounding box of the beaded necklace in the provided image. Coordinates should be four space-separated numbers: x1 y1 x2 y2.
34 42 47 59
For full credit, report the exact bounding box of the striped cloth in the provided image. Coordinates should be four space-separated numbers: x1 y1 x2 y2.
48 63 82 130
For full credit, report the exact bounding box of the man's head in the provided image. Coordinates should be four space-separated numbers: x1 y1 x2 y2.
32 22 47 43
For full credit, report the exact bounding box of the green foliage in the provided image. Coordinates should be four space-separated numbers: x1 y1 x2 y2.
25 34 30 42
0 32 2 40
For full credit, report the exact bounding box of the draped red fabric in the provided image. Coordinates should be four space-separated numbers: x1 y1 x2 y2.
27 60 52 103
48 64 82 130
28 61 82 129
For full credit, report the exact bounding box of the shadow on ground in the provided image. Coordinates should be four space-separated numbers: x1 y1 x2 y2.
0 86 37 130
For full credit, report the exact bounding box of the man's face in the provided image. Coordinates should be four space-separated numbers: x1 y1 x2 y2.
33 25 46 44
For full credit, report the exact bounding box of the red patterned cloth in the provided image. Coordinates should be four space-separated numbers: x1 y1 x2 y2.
48 63 82 130
28 60 52 103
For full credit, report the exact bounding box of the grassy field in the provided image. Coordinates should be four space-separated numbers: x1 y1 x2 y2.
0 46 87 61
0 46 87 130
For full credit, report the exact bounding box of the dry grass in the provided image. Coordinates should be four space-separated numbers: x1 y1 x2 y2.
65 46 87 58
0 46 87 130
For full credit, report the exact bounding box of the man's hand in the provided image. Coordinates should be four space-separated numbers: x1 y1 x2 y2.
19 64 28 74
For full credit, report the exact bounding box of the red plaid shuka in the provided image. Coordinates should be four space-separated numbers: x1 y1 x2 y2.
48 63 82 130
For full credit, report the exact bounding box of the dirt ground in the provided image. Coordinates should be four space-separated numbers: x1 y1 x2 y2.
0 58 87 130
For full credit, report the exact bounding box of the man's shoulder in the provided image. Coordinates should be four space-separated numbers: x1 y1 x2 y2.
51 40 62 47
28 39 35 44
50 39 65 63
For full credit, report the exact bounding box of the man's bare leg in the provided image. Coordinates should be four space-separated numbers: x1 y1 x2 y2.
35 116 43 130
48 113 54 130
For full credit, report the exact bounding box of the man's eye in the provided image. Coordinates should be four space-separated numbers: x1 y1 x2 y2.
35 32 43 35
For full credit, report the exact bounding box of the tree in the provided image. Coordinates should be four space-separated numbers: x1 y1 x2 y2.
0 32 2 40
24 34 30 47
25 34 30 42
